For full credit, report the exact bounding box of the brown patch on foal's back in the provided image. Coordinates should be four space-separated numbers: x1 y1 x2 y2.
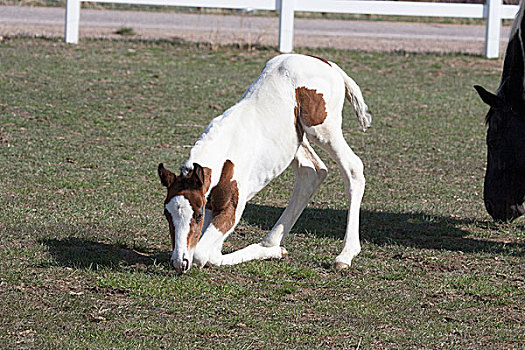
207 160 239 234
295 87 328 127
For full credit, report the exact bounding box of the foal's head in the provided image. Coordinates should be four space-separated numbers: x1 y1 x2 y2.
158 163 208 274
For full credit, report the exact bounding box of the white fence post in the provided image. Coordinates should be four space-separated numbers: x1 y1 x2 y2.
485 0 503 58
279 0 295 53
65 0 80 44
61 0 518 57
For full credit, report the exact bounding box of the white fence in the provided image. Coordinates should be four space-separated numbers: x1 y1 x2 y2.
65 0 519 58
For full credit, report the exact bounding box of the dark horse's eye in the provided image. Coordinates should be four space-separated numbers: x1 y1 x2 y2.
194 210 203 223
487 137 499 151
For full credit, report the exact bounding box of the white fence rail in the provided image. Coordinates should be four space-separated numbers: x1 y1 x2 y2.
65 0 519 58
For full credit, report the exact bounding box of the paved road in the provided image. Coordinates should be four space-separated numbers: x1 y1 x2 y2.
0 5 511 54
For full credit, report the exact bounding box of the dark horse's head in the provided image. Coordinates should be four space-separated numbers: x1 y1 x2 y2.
475 4 525 222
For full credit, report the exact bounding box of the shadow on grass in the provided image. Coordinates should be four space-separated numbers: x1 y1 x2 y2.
40 204 523 270
41 237 169 270
243 204 525 256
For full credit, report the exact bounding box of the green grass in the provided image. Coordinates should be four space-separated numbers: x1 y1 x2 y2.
115 27 136 36
0 37 523 349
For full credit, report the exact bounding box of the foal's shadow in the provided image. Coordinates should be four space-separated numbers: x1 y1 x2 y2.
243 204 525 256
41 236 169 270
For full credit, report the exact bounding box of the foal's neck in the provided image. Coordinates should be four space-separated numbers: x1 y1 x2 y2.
182 104 246 192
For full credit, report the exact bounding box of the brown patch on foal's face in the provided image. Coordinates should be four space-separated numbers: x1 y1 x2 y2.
159 163 211 250
295 87 328 127
207 160 239 234
175 187 205 250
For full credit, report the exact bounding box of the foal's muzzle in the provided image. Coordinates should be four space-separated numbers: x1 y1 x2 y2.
172 256 190 274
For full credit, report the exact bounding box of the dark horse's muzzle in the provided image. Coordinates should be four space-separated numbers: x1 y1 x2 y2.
485 199 525 222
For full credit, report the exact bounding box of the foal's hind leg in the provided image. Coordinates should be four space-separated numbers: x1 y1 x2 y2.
260 138 328 248
308 128 365 270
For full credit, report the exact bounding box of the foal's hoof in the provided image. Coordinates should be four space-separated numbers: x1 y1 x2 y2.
333 261 350 271
281 247 288 258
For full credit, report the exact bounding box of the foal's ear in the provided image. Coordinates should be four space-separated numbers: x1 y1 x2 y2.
191 163 205 188
158 163 175 188
474 85 502 108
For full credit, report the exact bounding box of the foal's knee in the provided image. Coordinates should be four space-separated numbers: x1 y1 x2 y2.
193 249 209 268
317 167 328 182
344 154 364 178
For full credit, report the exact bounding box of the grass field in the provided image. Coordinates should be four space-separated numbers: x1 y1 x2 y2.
0 37 524 349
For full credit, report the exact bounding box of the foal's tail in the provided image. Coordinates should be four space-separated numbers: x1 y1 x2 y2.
331 62 372 131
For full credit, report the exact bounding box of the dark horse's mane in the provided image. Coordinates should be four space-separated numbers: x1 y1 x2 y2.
489 1 525 124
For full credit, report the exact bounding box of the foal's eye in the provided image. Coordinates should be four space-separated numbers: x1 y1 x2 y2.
194 210 203 223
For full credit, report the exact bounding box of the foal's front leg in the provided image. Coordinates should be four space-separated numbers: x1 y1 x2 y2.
192 208 215 268
261 139 327 248
194 202 287 268
218 243 287 266
196 234 287 268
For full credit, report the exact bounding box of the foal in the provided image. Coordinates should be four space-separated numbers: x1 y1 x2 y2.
158 54 371 274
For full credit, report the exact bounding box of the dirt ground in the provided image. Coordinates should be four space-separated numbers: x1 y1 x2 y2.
0 6 510 55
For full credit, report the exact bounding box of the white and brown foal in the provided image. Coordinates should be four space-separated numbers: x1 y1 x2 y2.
158 54 371 274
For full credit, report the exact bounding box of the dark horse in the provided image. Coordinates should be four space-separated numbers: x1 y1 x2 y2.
475 3 525 222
